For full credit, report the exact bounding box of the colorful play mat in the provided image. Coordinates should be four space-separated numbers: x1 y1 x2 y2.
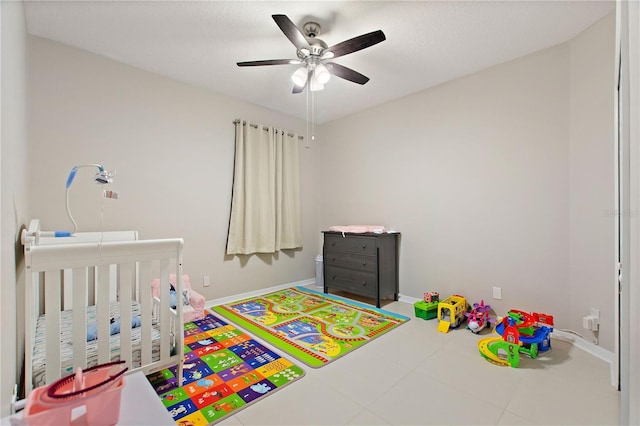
211 286 410 368
146 312 305 425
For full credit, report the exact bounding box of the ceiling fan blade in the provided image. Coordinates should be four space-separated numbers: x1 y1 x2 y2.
237 59 294 67
326 62 370 85
326 30 386 59
272 14 308 50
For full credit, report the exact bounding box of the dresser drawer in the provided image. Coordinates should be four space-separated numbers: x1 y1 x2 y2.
325 266 377 298
324 251 377 273
324 234 376 255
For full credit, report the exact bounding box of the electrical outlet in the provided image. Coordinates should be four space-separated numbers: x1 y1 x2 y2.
203 276 210 287
492 286 502 300
583 307 600 331
583 315 599 331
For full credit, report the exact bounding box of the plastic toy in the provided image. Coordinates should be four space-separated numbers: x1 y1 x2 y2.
496 310 554 359
423 292 439 303
12 361 127 425
477 337 520 367
478 309 554 367
437 294 469 333
464 300 496 334
413 291 439 320
414 300 438 320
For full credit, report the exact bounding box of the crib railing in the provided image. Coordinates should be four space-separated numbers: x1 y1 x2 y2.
21 219 139 311
23 238 184 396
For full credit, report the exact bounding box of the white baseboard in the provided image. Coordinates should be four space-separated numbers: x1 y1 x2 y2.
398 293 420 304
206 278 316 307
551 329 616 386
399 293 616 385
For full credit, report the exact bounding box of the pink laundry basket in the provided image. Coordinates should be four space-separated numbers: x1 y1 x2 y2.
12 362 127 426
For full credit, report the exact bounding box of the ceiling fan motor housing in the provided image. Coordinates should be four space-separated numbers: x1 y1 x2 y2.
297 39 328 61
303 22 321 38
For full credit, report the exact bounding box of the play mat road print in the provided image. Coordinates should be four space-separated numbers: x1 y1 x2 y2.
146 312 305 425
211 286 410 368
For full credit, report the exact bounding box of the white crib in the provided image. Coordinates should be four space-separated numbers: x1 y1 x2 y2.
20 220 185 397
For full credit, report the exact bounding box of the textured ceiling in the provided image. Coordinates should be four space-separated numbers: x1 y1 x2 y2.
24 1 614 124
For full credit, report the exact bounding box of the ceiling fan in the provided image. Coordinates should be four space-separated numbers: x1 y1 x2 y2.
237 14 386 93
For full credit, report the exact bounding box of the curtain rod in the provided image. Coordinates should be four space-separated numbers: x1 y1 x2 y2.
233 119 304 140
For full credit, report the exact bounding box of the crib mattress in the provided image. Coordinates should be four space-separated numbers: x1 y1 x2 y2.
32 301 162 388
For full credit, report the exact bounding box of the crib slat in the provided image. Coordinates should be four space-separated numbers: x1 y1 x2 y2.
96 265 111 364
173 258 184 387
159 260 170 364
72 268 89 369
119 262 134 370
24 268 33 391
44 271 62 384
24 269 37 395
139 261 153 366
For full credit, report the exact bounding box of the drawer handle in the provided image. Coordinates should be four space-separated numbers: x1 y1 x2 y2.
332 275 336 280
331 242 335 247
362 245 367 250
363 261 367 266
362 281 367 286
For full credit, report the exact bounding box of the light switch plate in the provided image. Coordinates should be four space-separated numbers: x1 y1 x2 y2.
492 286 502 300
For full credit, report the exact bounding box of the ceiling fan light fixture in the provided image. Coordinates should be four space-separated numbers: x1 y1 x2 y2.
291 66 308 87
309 73 324 91
314 63 331 84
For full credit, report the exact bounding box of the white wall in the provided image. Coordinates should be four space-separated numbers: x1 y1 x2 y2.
28 36 320 301
569 13 616 351
320 43 571 326
1 0 30 417
320 13 615 352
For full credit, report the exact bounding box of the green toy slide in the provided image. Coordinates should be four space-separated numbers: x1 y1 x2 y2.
478 337 520 368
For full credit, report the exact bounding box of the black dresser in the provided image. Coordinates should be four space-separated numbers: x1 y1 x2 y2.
322 231 399 308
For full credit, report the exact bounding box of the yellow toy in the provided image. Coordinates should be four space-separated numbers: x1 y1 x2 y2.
437 294 469 333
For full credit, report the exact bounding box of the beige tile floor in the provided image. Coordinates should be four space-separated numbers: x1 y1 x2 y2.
215 291 620 426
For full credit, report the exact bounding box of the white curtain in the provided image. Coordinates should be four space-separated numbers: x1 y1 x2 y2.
226 120 302 255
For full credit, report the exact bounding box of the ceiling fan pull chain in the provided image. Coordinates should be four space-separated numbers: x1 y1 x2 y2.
311 89 315 142
306 83 309 140
304 86 310 148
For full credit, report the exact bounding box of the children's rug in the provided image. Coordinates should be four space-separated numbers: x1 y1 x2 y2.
211 286 410 368
146 312 305 425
